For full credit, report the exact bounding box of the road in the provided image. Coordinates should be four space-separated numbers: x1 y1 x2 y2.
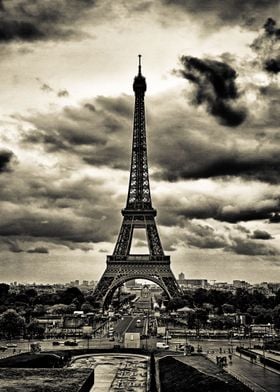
0 338 116 357
1 333 279 391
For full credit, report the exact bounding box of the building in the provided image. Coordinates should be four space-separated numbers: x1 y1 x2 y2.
233 280 250 289
178 272 185 281
178 278 208 289
126 279 136 288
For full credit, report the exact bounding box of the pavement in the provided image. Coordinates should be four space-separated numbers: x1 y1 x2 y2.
207 351 280 392
165 338 279 392
69 353 149 392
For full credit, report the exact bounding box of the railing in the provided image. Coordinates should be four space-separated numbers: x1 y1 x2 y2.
107 255 170 262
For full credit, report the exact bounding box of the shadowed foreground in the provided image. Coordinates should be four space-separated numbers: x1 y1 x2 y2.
0 368 93 392
159 356 251 392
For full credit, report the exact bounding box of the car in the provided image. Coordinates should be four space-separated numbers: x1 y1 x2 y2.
136 319 143 328
178 344 194 353
156 342 169 349
109 336 115 341
52 341 61 346
6 343 17 348
0 346 7 352
64 340 78 346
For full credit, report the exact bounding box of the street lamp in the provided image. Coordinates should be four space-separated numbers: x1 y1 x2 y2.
184 328 188 356
263 334 266 369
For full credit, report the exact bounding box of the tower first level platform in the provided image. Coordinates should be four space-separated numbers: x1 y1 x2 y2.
93 255 180 309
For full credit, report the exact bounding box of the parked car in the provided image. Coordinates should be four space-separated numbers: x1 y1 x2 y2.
136 319 143 328
0 346 7 352
52 341 61 346
156 342 169 349
6 343 17 348
64 340 78 346
177 343 194 353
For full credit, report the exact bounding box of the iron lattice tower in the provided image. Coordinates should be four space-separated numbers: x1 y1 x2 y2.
93 56 181 307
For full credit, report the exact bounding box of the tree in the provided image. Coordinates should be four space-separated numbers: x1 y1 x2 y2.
59 287 84 305
49 304 69 315
26 319 45 338
32 304 47 317
273 305 280 329
193 289 209 306
222 303 235 314
195 308 209 328
25 288 38 298
166 296 187 311
81 302 94 314
0 283 9 298
0 309 25 338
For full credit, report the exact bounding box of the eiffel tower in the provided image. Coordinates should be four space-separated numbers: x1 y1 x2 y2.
93 56 181 308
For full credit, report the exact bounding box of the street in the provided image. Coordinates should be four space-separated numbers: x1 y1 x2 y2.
1 324 279 392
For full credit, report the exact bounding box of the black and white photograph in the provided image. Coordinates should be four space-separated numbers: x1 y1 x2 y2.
0 1 279 391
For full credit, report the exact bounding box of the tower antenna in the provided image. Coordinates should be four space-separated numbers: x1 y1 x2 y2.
138 54 142 74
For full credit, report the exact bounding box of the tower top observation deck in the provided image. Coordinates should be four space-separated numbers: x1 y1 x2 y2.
133 54 146 94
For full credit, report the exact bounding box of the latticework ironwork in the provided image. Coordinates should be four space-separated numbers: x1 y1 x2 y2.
93 57 181 307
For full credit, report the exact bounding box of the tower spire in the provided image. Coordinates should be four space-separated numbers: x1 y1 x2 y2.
138 54 142 75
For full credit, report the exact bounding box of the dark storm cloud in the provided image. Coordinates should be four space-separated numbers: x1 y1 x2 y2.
27 246 49 253
0 168 122 248
227 237 278 256
155 145 280 183
157 194 280 225
3 242 50 254
0 210 108 242
0 0 97 42
161 220 279 256
183 222 228 249
177 56 247 127
265 59 280 74
0 20 44 42
162 0 279 30
250 229 273 240
251 18 280 74
20 95 132 170
150 108 280 183
20 89 280 187
0 150 15 172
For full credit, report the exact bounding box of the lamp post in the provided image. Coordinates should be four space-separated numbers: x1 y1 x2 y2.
263 334 266 369
183 327 186 356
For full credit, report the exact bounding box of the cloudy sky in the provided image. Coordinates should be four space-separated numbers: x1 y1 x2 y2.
0 0 279 284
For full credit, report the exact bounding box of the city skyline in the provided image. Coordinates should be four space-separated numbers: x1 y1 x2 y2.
0 1 279 284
